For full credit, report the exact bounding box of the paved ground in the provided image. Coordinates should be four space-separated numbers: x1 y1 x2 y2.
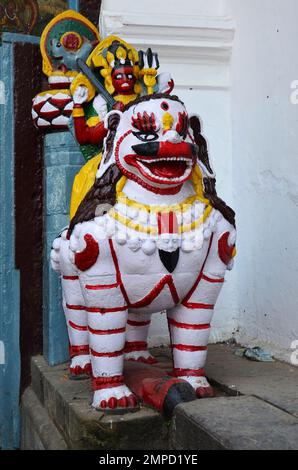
21 343 298 450
173 343 298 450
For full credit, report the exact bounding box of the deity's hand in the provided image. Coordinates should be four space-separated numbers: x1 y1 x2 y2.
72 85 89 105
138 48 159 71
138 48 159 94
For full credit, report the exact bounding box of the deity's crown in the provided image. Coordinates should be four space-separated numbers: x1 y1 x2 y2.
88 37 141 96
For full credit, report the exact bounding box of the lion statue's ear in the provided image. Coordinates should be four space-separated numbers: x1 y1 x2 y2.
103 110 122 164
104 110 122 132
189 114 215 179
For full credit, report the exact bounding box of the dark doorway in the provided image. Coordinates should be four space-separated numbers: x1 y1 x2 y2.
14 41 44 392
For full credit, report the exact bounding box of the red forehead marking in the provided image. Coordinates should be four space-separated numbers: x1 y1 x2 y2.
62 33 81 51
161 101 169 111
176 111 189 138
131 111 157 132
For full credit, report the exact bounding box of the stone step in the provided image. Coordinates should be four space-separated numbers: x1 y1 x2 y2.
21 387 67 450
29 355 169 450
171 395 298 450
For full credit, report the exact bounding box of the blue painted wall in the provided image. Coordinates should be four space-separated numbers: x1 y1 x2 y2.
0 0 79 449
43 132 84 365
0 1 83 448
0 36 21 450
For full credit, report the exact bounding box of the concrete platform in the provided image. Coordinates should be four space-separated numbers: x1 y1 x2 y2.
21 344 298 450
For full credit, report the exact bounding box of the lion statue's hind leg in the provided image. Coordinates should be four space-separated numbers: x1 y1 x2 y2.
167 214 236 398
125 312 157 364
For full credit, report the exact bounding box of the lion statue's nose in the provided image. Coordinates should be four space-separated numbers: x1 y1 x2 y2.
131 141 198 158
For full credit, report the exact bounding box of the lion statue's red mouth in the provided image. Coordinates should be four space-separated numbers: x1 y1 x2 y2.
123 140 196 185
125 155 193 183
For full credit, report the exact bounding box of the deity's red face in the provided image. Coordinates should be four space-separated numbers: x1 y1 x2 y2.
112 98 197 194
111 66 136 95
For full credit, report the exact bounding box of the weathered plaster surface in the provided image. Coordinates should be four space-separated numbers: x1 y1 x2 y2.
227 0 298 362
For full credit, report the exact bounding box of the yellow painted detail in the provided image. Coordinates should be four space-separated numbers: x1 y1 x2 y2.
109 209 156 235
70 154 102 220
86 35 140 103
192 165 210 203
108 204 213 235
232 246 237 258
116 46 127 60
106 51 115 65
162 112 174 131
140 68 158 95
115 165 209 213
40 10 100 77
117 193 199 214
72 107 85 118
114 94 138 105
179 204 213 234
65 70 78 78
87 116 100 127
34 88 71 98
70 73 96 103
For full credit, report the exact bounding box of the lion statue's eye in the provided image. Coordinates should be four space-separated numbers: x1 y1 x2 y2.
133 132 158 142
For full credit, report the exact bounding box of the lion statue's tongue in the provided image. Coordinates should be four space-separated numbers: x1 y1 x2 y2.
142 160 187 178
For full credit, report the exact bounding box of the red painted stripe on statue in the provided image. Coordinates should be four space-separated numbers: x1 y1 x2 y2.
66 304 85 311
69 344 89 358
109 239 125 286
90 348 124 357
86 305 127 313
182 235 213 307
127 320 151 327
109 240 180 307
172 344 207 352
63 275 79 280
202 274 224 283
157 211 178 234
92 375 124 391
168 318 210 330
124 341 148 352
129 275 180 308
184 303 214 310
170 211 178 233
88 326 126 335
69 320 87 331
85 282 119 290
173 368 206 377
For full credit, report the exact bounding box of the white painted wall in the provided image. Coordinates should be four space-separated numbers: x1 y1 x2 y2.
100 0 238 346
226 0 298 362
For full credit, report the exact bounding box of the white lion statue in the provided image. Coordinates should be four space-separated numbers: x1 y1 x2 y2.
51 93 236 411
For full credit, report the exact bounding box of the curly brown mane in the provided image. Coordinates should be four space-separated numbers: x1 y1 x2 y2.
189 115 235 228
